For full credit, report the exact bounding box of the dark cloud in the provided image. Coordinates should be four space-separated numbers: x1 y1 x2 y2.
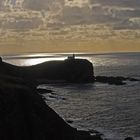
56 5 120 25
58 6 91 25
23 0 64 11
113 19 140 30
2 17 43 31
0 0 5 11
111 9 140 19
23 0 51 11
90 0 140 8
90 6 120 23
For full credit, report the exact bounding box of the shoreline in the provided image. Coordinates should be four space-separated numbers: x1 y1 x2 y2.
0 57 138 140
0 74 104 140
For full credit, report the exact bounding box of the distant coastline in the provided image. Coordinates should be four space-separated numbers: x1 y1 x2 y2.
2 51 140 67
2 51 140 59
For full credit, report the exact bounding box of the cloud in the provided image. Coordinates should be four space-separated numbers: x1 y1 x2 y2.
55 2 140 31
55 5 120 26
0 10 43 32
89 0 140 9
57 6 91 25
110 9 140 19
23 0 64 11
2 17 43 31
23 0 51 11
65 0 89 7
0 0 140 49
0 0 5 11
113 19 140 30
10 0 16 6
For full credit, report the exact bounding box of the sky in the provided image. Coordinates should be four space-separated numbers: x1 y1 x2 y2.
0 0 140 54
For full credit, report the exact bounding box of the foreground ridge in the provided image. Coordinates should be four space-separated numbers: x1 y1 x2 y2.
0 75 102 140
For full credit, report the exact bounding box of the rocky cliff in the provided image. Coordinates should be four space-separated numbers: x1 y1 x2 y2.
0 58 94 83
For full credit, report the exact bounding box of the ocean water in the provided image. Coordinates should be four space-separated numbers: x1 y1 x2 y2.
3 52 140 140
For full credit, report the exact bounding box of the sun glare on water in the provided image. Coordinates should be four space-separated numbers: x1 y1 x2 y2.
25 57 66 66
4 57 66 66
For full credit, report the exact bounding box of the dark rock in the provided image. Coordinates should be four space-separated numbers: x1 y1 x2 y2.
89 129 103 136
125 137 134 140
37 88 52 94
127 77 139 81
95 76 126 85
63 59 94 83
66 119 74 124
0 57 2 63
77 130 103 140
48 94 66 100
95 76 139 85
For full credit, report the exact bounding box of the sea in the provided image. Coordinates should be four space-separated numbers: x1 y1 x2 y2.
3 52 140 140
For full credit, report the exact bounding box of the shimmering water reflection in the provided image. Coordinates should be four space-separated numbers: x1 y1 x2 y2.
3 56 66 66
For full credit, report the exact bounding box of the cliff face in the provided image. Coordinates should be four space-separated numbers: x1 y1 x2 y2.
62 59 94 82
0 76 75 140
0 58 94 83
24 58 94 83
0 75 102 140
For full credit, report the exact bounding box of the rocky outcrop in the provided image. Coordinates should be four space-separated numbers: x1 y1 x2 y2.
0 57 2 63
0 58 94 83
95 76 139 85
25 58 94 83
125 137 134 140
